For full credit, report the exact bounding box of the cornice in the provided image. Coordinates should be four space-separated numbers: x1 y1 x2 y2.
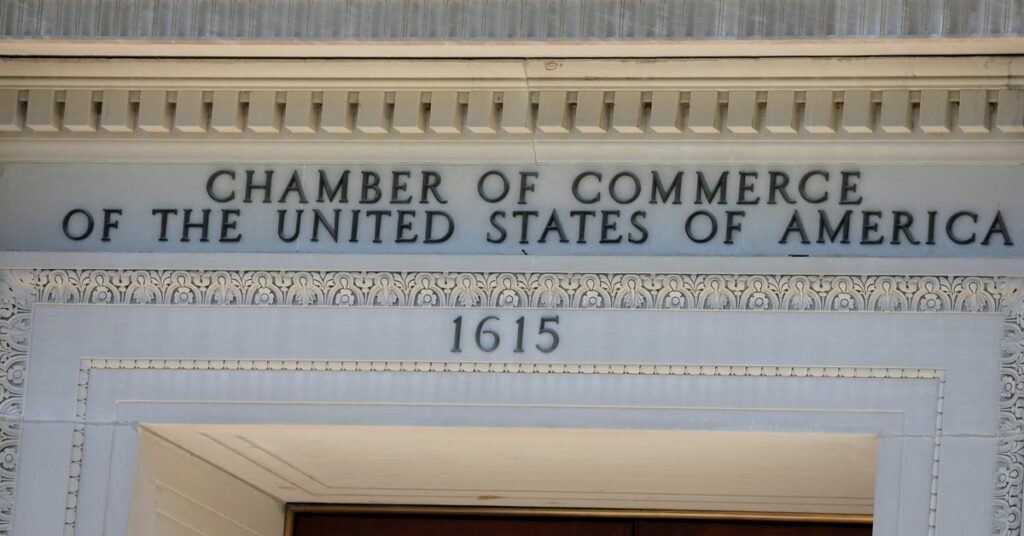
1 58 1019 151
3 57 1022 84
4 38 1024 59
1 85 1021 144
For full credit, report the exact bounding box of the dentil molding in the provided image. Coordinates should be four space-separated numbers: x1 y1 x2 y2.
1 58 1022 145
2 86 1022 142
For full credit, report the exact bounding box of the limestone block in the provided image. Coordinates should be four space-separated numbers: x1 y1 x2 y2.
725 90 758 134
173 90 208 134
919 89 950 134
320 91 352 134
210 90 243 134
0 89 19 131
26 89 59 132
393 91 425 134
355 91 389 134
764 90 797 134
500 91 532 134
466 91 498 134
880 90 913 134
804 90 836 134
537 90 570 134
100 90 133 133
247 90 281 134
687 90 720 134
841 90 874 134
612 90 644 134
63 89 97 133
648 91 682 134
428 91 462 134
957 89 990 134
995 89 1024 133
574 90 607 134
283 91 316 134
137 90 171 133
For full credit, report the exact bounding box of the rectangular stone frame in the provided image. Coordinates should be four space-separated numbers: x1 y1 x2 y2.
1 269 1021 534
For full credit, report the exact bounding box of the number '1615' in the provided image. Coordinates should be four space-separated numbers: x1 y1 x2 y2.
450 315 560 353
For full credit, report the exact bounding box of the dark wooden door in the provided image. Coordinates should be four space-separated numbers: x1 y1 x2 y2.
636 520 872 535
292 515 633 536
291 513 872 536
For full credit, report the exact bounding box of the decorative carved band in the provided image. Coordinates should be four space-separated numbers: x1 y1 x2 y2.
16 271 1009 311
1001 278 1024 534
0 269 1022 535
2 87 1022 140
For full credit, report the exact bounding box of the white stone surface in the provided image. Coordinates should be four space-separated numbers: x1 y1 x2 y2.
148 424 878 513
127 430 283 536
1 163 1021 257
9 303 1005 535
1 53 1022 536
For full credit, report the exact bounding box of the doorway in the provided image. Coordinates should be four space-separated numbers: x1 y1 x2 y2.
288 508 871 536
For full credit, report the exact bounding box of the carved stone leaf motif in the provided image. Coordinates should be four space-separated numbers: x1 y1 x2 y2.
530 274 570 308
0 270 36 535
450 274 486 307
0 269 1019 536
998 278 1024 535
781 276 822 310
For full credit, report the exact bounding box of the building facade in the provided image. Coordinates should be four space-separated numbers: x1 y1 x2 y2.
1 2 1023 535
